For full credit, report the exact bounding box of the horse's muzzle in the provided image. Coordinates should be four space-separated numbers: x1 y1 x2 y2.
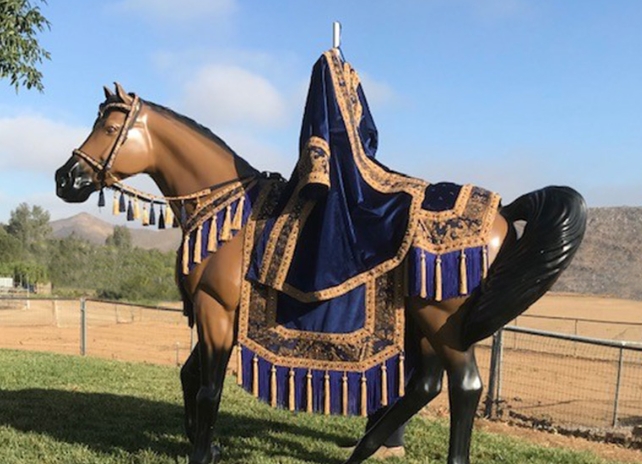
55 157 96 203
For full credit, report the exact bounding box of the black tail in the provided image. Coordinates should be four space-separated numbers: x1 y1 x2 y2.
460 186 587 349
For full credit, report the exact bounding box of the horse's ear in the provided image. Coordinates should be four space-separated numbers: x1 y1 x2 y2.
114 82 133 104
103 85 114 100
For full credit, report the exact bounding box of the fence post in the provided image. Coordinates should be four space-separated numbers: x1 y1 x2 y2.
484 329 504 418
612 347 624 427
80 298 87 356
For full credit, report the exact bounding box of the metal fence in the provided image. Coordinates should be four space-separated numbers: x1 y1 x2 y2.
2 296 642 434
484 326 642 432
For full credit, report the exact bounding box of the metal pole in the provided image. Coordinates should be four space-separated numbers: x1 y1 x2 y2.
484 331 501 417
496 329 504 406
333 21 341 48
80 297 87 356
612 347 624 427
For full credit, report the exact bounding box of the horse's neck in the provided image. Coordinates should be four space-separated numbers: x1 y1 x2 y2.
147 112 253 198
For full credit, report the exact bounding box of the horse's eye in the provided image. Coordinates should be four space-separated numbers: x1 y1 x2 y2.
105 125 119 135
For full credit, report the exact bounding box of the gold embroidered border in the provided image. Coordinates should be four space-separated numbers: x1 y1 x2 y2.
255 49 429 299
413 185 502 254
239 181 405 372
183 178 257 235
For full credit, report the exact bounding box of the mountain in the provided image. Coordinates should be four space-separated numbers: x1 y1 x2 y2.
554 207 642 300
49 207 642 299
50 212 182 253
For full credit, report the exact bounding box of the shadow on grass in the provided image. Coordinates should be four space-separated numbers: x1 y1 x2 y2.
0 388 352 463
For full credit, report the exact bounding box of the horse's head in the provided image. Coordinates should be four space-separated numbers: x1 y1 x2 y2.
55 83 154 203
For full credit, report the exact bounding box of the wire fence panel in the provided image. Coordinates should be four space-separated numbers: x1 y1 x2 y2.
489 327 642 431
3 297 642 434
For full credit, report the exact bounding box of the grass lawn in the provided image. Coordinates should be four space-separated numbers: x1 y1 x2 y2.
0 349 633 464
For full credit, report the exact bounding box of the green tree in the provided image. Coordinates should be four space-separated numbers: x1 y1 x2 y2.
0 0 51 91
6 202 52 257
0 226 22 263
105 225 132 250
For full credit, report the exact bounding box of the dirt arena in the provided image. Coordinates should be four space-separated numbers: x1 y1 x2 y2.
1 293 642 462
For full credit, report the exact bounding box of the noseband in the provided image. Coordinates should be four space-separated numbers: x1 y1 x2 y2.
72 94 142 186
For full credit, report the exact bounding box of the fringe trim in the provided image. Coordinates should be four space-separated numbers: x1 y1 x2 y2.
408 245 486 301
238 346 405 416
180 190 253 275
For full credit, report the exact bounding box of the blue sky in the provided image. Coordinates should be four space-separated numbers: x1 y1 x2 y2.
0 0 640 224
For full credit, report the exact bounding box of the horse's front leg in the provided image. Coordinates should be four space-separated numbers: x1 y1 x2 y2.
181 344 200 443
189 289 236 464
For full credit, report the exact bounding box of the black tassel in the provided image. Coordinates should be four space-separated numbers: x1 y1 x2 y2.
180 201 187 225
149 203 156 226
118 192 126 213
98 188 106 208
126 199 134 221
158 207 166 229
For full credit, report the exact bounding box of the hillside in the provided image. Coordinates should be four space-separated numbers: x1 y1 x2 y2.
50 213 181 253
554 206 642 300
50 207 642 299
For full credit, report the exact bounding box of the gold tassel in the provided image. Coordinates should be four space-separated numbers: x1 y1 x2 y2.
420 250 427 299
221 205 233 241
324 371 331 415
236 344 243 386
482 246 489 279
232 195 245 230
342 372 348 416
193 225 203 264
306 370 313 413
270 365 277 407
252 355 259 397
399 353 405 397
112 191 119 215
435 255 443 301
360 373 368 417
459 250 468 295
142 204 150 226
381 364 388 407
207 217 218 252
182 235 190 275
133 197 140 220
164 203 173 226
288 368 296 411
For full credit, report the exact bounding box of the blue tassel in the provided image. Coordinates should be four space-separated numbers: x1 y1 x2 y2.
98 189 106 208
149 204 156 226
126 199 134 221
118 192 126 213
158 207 166 229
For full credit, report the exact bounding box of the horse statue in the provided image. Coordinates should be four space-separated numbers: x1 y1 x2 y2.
55 49 586 464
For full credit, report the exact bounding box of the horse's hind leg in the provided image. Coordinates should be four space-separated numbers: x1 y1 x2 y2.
344 337 445 463
410 298 483 464
189 290 236 464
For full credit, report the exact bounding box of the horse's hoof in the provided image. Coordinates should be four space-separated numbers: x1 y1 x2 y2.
188 445 222 464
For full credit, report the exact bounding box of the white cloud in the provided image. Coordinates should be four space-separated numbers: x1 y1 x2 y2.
115 0 236 21
178 64 288 129
0 115 89 173
359 72 396 108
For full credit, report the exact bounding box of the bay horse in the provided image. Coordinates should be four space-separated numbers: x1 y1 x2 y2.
55 82 586 464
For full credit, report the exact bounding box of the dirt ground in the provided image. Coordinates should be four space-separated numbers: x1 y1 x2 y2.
1 294 642 462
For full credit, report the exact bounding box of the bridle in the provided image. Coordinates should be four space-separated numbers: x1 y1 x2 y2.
69 92 272 229
72 94 142 186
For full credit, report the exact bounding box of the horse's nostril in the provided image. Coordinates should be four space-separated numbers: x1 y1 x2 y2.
56 171 69 189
